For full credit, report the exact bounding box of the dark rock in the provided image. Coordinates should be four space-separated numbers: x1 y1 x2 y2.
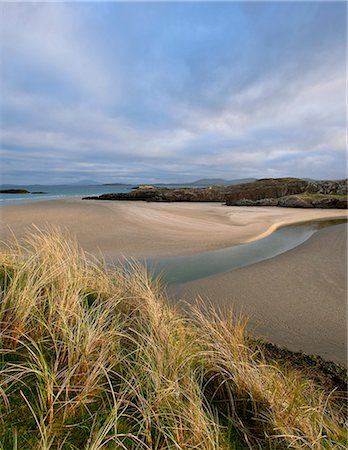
255 198 279 206
0 189 30 194
226 199 259 206
226 198 279 207
277 196 313 208
311 197 347 209
336 198 348 209
31 191 47 194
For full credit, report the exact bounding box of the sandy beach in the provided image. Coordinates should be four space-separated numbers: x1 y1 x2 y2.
1 199 347 364
0 198 346 258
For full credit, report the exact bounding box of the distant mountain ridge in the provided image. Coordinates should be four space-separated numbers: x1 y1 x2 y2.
68 179 102 186
3 177 343 188
102 183 132 186
102 178 257 187
186 178 256 186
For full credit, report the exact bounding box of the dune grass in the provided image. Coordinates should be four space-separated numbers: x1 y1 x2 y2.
0 227 346 449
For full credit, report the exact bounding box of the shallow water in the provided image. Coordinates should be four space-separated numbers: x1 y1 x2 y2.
146 219 347 285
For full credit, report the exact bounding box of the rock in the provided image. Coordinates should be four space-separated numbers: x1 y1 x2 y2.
82 178 348 209
226 199 258 206
226 198 279 206
277 196 313 208
311 197 347 209
307 180 348 196
336 198 348 209
0 189 30 194
256 198 279 206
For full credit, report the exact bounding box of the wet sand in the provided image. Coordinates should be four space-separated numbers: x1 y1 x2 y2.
1 199 347 364
171 224 347 365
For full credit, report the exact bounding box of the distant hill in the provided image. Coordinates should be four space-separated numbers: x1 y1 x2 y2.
101 178 257 188
68 180 102 186
102 183 131 186
188 178 256 186
154 178 257 187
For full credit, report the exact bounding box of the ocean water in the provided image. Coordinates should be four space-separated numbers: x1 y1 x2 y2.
0 185 134 206
0 183 210 206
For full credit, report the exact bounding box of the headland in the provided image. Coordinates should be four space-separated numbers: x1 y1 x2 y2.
83 178 348 209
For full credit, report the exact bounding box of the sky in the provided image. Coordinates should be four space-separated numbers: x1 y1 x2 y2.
0 1 346 184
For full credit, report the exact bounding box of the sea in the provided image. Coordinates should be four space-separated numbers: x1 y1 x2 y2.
0 185 134 206
0 183 204 206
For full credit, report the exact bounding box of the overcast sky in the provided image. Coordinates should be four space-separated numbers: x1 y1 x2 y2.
1 1 346 184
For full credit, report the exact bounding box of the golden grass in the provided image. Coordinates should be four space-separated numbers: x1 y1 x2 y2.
0 227 346 449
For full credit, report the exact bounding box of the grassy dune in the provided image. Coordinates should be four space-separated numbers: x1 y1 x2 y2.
0 228 346 449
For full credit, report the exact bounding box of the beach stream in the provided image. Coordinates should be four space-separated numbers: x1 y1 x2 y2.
143 219 347 285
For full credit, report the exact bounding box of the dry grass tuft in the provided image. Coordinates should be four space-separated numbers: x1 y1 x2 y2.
0 227 346 449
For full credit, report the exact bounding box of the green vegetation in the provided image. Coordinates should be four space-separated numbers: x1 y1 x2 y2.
297 193 347 200
0 228 346 449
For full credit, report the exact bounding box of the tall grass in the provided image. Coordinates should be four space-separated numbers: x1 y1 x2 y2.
0 227 346 449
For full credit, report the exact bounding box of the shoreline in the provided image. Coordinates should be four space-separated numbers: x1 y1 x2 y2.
1 198 347 258
244 216 347 244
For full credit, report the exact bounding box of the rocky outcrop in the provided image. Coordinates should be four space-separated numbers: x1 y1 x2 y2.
311 197 347 209
230 196 315 208
83 178 348 209
0 189 48 195
229 198 280 207
84 187 231 202
228 194 347 209
229 196 314 208
279 196 314 208
0 189 30 194
307 180 348 196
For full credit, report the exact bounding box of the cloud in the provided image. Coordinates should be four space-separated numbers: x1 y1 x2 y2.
0 1 346 184
1 2 119 101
